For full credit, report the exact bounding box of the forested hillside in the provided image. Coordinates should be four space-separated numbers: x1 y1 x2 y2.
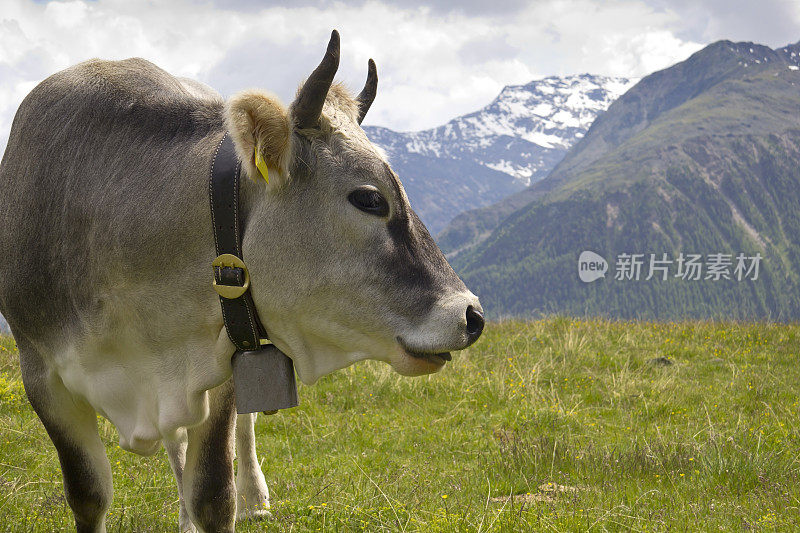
447 40 800 320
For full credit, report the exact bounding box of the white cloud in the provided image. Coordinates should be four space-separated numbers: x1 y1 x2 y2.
45 0 89 28
645 0 800 48
0 0 794 155
591 30 704 76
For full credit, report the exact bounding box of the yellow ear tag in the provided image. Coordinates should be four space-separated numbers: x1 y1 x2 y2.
254 144 269 184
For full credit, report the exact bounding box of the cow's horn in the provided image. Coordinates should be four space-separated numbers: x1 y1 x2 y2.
356 59 377 124
293 30 340 129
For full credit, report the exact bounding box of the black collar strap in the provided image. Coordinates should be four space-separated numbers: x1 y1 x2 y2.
209 132 265 350
209 132 298 413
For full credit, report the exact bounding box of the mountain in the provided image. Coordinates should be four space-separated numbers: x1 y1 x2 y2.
445 40 800 320
364 74 634 233
0 313 8 334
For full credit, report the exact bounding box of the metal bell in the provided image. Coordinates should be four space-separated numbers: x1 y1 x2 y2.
232 345 298 414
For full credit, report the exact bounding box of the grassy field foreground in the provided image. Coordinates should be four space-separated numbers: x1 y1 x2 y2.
1 318 800 531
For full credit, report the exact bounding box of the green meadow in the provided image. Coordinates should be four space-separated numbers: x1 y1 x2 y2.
1 318 799 531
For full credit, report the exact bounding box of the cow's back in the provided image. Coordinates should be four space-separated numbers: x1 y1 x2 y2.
0 58 226 345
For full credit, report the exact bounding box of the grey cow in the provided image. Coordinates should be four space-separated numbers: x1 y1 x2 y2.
0 31 484 532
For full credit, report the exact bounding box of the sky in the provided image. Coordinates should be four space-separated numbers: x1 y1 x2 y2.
0 0 799 153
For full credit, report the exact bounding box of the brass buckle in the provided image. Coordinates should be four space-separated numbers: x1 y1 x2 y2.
212 254 250 299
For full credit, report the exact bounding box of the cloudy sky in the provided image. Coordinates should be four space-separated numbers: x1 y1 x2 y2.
0 0 799 152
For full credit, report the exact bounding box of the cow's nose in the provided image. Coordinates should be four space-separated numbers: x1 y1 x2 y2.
465 305 484 345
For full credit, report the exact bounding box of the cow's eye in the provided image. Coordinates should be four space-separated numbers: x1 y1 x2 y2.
348 187 389 217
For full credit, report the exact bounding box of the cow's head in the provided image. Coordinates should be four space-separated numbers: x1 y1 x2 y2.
225 30 483 384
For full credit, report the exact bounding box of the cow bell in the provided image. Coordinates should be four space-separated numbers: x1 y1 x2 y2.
232 344 298 414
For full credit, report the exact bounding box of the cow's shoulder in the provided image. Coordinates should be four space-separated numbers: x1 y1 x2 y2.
19 58 225 141
69 58 221 102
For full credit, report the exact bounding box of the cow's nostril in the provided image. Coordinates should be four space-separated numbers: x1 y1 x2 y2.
465 305 484 340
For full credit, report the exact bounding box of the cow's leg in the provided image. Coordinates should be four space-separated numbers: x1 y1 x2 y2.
165 431 197 533
19 345 113 533
235 413 270 520
182 380 237 533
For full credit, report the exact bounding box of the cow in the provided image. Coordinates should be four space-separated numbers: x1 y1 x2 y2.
0 30 484 532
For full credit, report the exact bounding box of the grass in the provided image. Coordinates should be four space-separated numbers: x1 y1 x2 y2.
1 318 800 531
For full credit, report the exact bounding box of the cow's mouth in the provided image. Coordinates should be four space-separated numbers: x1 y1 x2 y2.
397 338 452 366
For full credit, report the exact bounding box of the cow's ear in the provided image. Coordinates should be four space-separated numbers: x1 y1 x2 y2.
226 90 291 188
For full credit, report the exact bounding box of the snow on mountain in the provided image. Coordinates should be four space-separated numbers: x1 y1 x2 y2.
369 74 634 184
364 74 635 233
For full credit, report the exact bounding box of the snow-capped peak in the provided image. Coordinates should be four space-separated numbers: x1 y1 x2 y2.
459 74 635 148
367 74 636 186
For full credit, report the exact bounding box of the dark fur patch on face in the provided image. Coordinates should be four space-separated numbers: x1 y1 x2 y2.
380 165 465 314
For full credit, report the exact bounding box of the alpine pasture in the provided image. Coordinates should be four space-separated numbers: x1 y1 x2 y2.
1 318 799 531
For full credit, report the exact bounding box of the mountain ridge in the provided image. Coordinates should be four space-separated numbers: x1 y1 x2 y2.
365 73 634 233
439 39 800 258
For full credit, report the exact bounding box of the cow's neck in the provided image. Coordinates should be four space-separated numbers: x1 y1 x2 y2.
233 172 347 385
